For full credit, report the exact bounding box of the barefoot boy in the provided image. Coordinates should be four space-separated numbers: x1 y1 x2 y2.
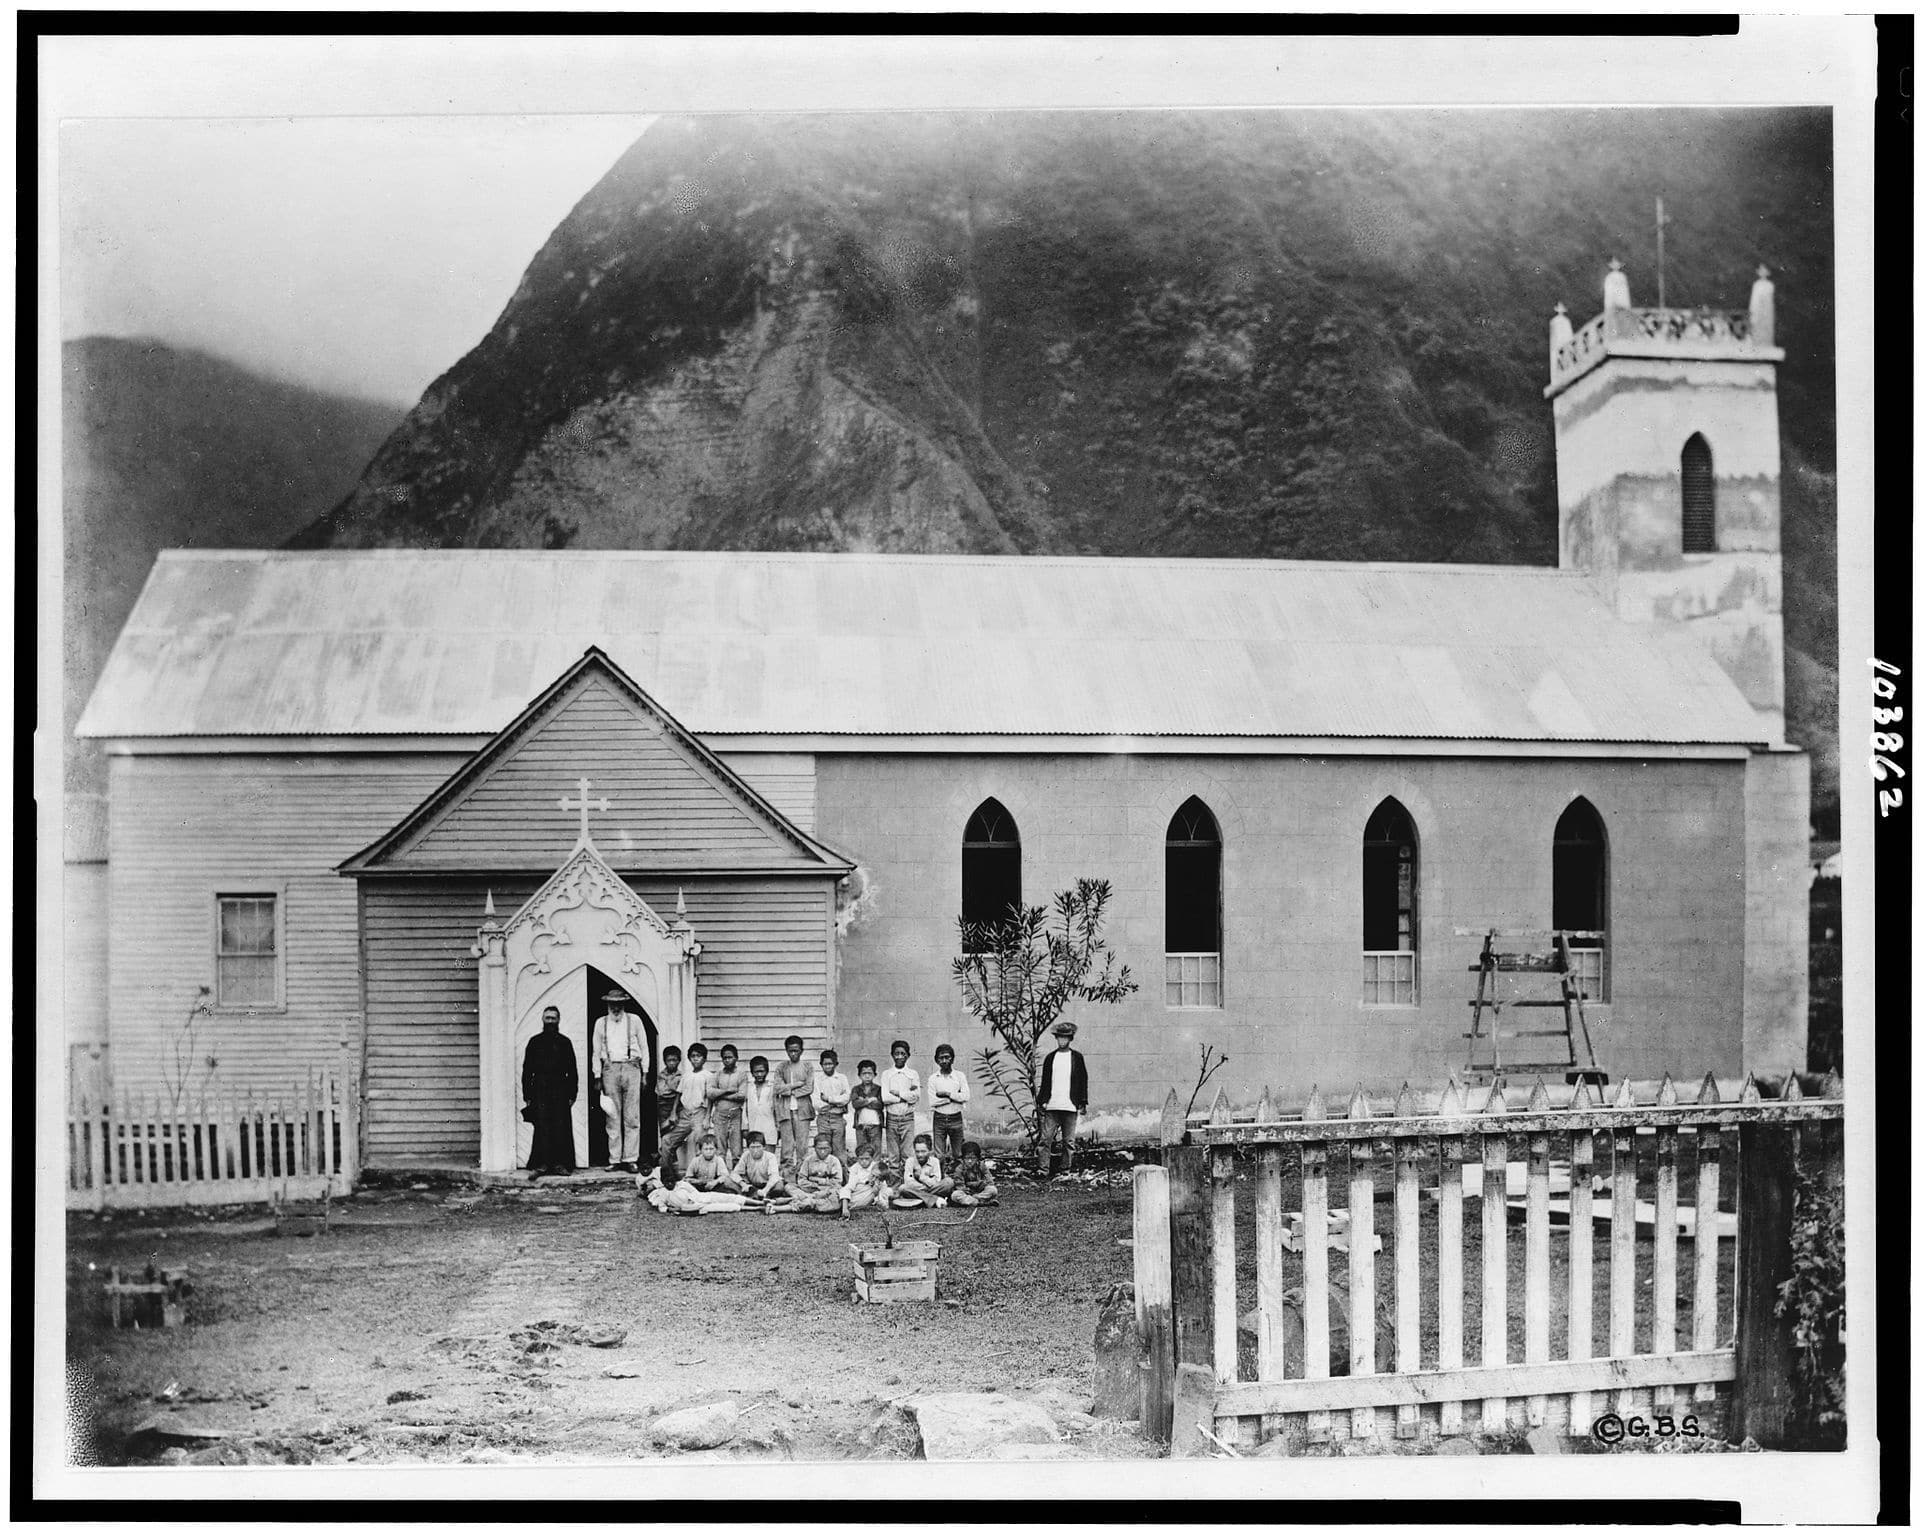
893 1132 954 1208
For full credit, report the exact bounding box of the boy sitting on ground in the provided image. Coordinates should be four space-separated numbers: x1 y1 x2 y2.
684 1133 741 1193
892 1133 954 1209
731 1129 788 1204
770 1130 845 1214
840 1147 890 1214
948 1140 999 1206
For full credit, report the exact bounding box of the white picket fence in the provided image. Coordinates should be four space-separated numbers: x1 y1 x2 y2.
1133 1072 1843 1450
67 1063 360 1211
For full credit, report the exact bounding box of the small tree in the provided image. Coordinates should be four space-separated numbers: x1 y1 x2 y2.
950 877 1139 1143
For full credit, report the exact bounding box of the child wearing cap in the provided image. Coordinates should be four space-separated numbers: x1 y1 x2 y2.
927 1043 970 1170
1037 1019 1089 1178
948 1140 999 1207
892 1132 953 1208
849 1059 886 1162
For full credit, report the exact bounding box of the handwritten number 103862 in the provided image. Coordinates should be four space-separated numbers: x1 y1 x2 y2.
1874 660 1904 817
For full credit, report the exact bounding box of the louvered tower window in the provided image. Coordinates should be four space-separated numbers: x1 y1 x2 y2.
1681 433 1716 553
960 798 1021 950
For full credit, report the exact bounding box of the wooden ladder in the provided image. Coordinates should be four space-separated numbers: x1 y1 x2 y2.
1461 928 1608 1089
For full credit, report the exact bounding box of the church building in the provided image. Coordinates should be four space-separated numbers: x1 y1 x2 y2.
68 264 1809 1174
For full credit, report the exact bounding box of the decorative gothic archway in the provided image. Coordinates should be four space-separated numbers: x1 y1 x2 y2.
473 839 698 1173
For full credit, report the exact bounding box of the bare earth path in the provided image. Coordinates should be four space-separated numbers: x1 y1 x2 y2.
64 1180 1154 1466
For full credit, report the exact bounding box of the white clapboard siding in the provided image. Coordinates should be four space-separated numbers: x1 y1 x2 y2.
361 875 836 1165
106 752 458 1094
380 676 818 872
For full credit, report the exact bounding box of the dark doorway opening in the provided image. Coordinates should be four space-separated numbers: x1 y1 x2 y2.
584 966 658 1170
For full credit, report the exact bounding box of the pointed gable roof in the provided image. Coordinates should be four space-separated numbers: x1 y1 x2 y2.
341 648 855 876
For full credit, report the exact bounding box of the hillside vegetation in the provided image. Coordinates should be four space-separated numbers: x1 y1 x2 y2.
284 111 1838 825
63 338 404 797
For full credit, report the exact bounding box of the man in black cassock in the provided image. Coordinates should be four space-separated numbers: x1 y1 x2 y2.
522 1005 579 1177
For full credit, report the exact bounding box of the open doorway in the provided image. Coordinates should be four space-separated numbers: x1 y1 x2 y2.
583 966 658 1169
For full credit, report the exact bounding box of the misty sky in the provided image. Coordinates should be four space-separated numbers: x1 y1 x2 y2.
60 115 654 405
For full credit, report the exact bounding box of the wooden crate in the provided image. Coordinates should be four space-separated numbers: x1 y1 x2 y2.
105 1266 191 1328
850 1239 940 1303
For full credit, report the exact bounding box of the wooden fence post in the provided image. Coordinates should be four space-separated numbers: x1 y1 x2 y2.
1207 1091 1238 1388
1133 1164 1174 1444
1167 1142 1213 1375
1729 1119 1797 1446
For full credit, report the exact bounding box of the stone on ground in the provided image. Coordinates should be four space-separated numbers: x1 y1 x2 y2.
1524 1425 1564 1457
1090 1288 1142 1418
907 1392 1059 1460
1170 1364 1215 1460
650 1400 740 1450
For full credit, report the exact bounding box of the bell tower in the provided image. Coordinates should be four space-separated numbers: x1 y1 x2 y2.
1546 260 1786 745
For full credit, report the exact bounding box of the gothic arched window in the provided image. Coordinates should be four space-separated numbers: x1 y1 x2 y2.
960 798 1021 948
1681 433 1716 554
1165 797 1222 1007
1362 799 1419 1005
1553 798 1609 1001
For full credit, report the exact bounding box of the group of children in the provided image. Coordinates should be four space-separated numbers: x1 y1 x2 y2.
646 1036 999 1218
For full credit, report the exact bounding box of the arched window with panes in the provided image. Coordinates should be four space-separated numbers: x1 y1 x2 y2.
1681 433 1716 553
1164 797 1222 1007
1553 798 1609 1001
1361 799 1419 1005
960 798 1021 950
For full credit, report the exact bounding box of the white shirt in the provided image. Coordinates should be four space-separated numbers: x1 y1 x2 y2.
595 1008 645 1068
881 1065 921 1115
680 1064 713 1116
813 1070 851 1112
1046 1048 1081 1111
928 1068 971 1114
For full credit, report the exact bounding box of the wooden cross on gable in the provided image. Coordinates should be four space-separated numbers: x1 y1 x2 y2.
559 777 611 845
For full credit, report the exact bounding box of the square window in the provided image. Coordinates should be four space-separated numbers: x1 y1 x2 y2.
1165 952 1221 1008
217 894 279 1008
1362 950 1418 1006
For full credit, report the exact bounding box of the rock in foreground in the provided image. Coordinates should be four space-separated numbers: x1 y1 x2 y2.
907 1392 1059 1460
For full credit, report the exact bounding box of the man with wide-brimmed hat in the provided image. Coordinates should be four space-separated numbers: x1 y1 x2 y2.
593 986 649 1172
1036 1019 1089 1178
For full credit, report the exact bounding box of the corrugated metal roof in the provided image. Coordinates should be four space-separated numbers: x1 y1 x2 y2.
76 551 1771 745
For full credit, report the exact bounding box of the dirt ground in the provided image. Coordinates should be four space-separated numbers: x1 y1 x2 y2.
65 1171 1156 1467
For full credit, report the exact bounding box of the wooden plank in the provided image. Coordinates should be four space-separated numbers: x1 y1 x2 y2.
1479 1125 1509 1433
1524 1127 1552 1427
1393 1129 1421 1439
1609 1126 1639 1416
1300 1133 1331 1441
1347 1127 1377 1441
1210 1141 1238 1385
1691 1126 1721 1404
1651 1122 1680 1409
855 1278 935 1303
1436 1129 1465 1435
1133 1165 1175 1445
1167 1145 1212 1372
1729 1124 1796 1446
1213 1348 1737 1419
1253 1147 1285 1435
1191 1100 1842 1145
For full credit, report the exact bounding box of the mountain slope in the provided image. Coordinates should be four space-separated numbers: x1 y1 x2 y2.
63 337 405 798
291 109 1837 820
